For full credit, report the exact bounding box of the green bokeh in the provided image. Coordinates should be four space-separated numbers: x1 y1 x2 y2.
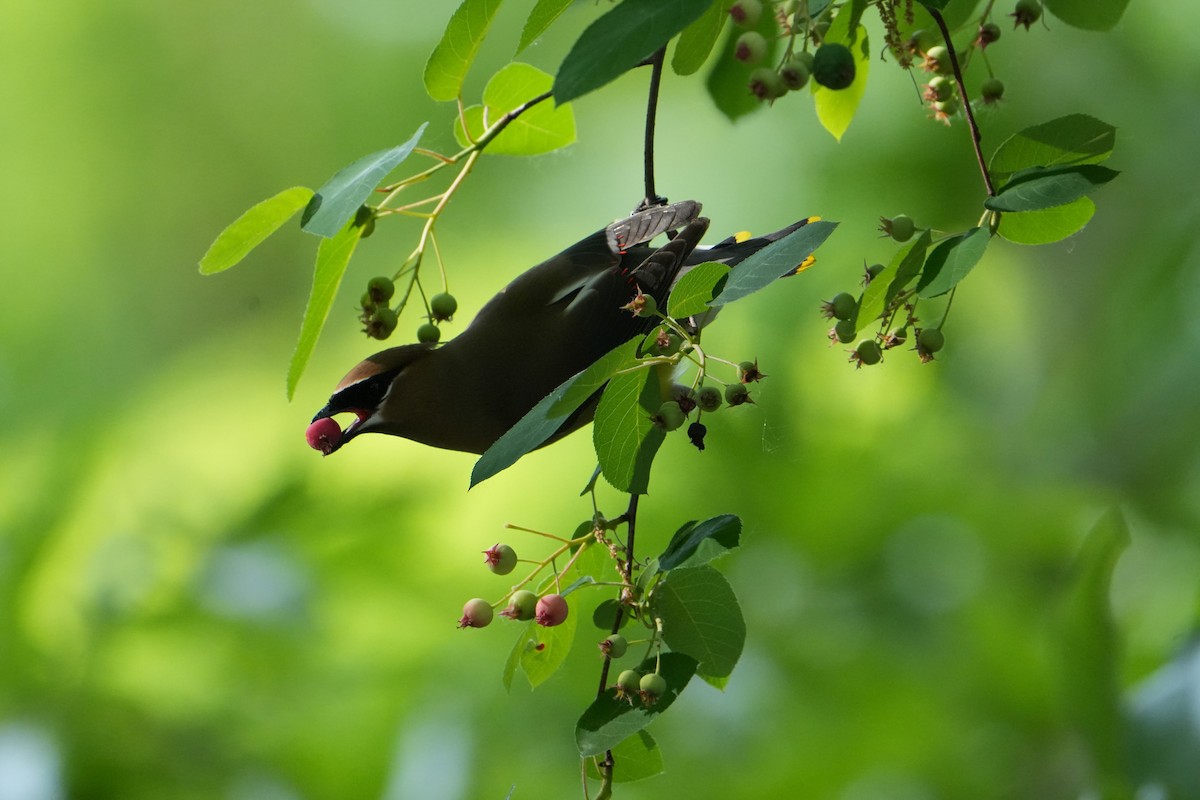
3 1 1199 798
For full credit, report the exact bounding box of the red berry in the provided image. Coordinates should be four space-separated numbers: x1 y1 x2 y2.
535 593 570 627
305 417 343 455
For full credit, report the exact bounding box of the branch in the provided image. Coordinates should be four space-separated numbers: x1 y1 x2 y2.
929 9 996 197
640 48 668 210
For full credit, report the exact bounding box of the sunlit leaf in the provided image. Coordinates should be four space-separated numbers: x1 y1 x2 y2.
593 365 665 494
300 124 427 238
658 514 741 570
585 730 664 783
472 340 639 487
520 597 579 688
286 221 363 399
811 19 870 141
651 565 745 679
672 0 730 76
997 197 1096 245
423 0 504 102
990 114 1116 185
985 165 1118 213
199 187 313 274
518 0 574 53
1045 0 1129 31
667 262 729 318
855 229 931 330
453 63 575 155
916 226 991 297
555 0 714 104
712 219 837 306
575 652 698 756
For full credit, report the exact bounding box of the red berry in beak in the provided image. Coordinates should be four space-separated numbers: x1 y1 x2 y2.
306 417 343 455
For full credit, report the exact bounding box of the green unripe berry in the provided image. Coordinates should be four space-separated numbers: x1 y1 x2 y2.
367 276 395 304
725 383 751 406
917 327 945 353
883 214 916 242
360 291 377 312
483 543 517 575
1012 0 1041 29
354 205 375 228
830 292 857 321
834 319 857 344
734 31 768 65
907 28 936 53
502 590 538 621
738 360 764 383
430 292 458 321
639 672 668 699
978 22 1001 47
855 339 883 365
793 50 815 72
367 307 398 340
934 96 960 116
924 45 951 75
748 68 786 101
780 58 810 91
812 43 856 90
655 401 686 432
926 75 953 103
417 322 441 344
668 384 698 413
458 598 493 629
981 77 1005 104
697 385 723 413
633 293 658 318
617 669 641 694
728 0 762 29
601 634 628 659
866 263 885 280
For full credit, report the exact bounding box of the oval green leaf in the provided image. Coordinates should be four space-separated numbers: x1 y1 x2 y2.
1045 0 1129 30
916 226 991 297
712 219 838 307
585 730 664 784
650 565 746 679
518 0 574 53
423 0 504 102
519 598 579 688
671 0 730 76
593 365 665 494
554 0 713 105
985 164 1119 213
667 261 730 318
199 187 313 274
854 228 931 330
454 63 576 156
997 196 1096 245
989 114 1116 185
301 124 427 238
658 514 741 570
575 652 698 756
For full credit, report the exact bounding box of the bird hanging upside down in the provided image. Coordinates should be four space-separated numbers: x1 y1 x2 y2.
306 201 810 456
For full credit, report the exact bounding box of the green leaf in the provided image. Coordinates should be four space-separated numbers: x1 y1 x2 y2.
575 652 698 756
704 9 779 121
423 0 505 102
1045 0 1129 31
286 221 363 399
997 196 1096 245
301 124 427 238
985 165 1119 213
555 0 715 105
585 730 664 784
650 565 746 679
658 515 741 570
502 629 534 692
453 63 575 156
199 187 313 274
1059 508 1131 785
667 262 730 318
916 226 991 297
811 21 870 141
989 114 1117 185
671 0 730 76
855 229 931 330
518 0 574 53
711 219 838 306
471 340 639 487
520 598 579 688
593 365 665 494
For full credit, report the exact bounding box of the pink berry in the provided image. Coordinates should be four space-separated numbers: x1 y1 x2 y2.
458 598 494 629
305 417 342 455
535 594 570 627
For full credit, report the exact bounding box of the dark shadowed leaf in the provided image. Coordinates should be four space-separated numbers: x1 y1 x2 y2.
711 219 837 306
985 165 1118 213
575 652 698 756
989 114 1116 185
916 226 991 297
658 515 741 570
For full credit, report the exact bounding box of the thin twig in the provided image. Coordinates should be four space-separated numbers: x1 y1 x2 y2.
929 9 995 197
641 48 667 209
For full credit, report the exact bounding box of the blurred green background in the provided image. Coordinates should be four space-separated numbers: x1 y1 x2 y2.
4 1 1200 798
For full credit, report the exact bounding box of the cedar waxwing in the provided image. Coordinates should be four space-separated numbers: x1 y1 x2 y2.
306 202 807 456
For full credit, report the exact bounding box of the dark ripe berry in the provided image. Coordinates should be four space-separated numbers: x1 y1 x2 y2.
728 0 762 28
639 672 668 701
812 43 856 90
687 421 707 451
654 401 686 432
668 384 698 414
366 307 398 340
854 339 883 366
977 22 1001 48
458 598 494 629
367 276 395 304
834 319 857 344
881 214 916 242
501 589 537 621
483 543 517 575
354 205 375 228
725 383 751 406
430 292 458 321
616 669 641 695
734 31 768 65
697 385 722 413
981 77 1005 104
535 593 570 627
779 58 810 91
1011 0 1041 29
830 292 857 322
924 75 953 103
748 67 786 100
917 327 945 353
923 45 951 75
738 360 765 383
305 417 343 455
600 634 628 659
417 322 441 344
